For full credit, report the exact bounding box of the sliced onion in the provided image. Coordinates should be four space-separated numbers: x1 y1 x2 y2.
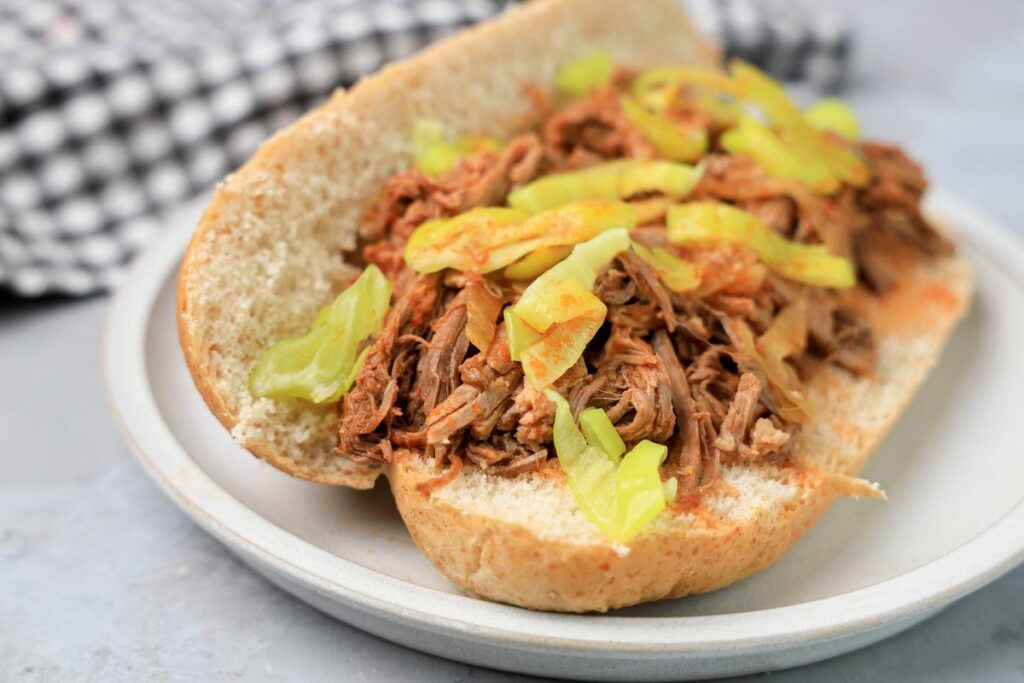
722 316 812 424
758 298 808 361
465 276 503 352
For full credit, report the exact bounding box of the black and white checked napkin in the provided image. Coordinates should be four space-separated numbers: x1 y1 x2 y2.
0 0 851 298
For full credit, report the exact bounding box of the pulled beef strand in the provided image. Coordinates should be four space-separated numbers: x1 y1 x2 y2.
483 447 549 476
652 331 710 493
419 325 563 478
569 328 675 445
713 372 762 454
831 309 877 377
466 437 548 477
618 250 677 332
337 274 440 462
542 90 655 169
363 134 545 244
855 227 902 292
748 418 792 460
407 290 471 421
426 373 518 446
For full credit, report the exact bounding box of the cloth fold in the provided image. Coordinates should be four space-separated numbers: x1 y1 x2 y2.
0 0 850 297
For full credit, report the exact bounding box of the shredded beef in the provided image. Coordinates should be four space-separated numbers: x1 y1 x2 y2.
426 373 518 445
484 447 549 476
596 255 716 340
701 371 792 461
855 227 903 292
694 154 862 263
854 142 952 286
460 326 516 385
805 286 838 352
743 196 797 236
362 172 457 266
617 250 677 331
607 301 663 333
691 247 766 298
687 347 739 430
455 134 545 209
330 74 951 494
569 328 675 444
714 373 762 453
831 309 877 376
500 385 554 445
693 153 789 204
542 91 654 169
424 325 523 449
696 144 950 279
416 324 592 475
407 291 471 421
495 361 585 447
652 331 711 493
362 134 545 280
364 134 544 243
594 264 636 305
337 274 440 462
629 225 670 250
465 435 548 477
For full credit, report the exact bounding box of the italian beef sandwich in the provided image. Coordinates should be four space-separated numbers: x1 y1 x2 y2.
177 0 973 612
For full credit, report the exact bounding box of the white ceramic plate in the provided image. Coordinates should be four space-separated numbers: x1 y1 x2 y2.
104 190 1024 681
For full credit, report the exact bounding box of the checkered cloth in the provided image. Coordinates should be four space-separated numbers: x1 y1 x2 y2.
0 0 851 297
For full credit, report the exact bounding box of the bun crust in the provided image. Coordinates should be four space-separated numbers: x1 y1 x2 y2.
176 0 973 610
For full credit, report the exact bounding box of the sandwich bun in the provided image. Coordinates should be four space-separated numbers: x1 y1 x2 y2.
177 0 973 611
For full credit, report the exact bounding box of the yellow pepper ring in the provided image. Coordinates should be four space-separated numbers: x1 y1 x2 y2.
666 202 856 289
632 65 741 98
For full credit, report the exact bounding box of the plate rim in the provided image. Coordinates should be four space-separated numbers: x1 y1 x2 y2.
103 189 1024 656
